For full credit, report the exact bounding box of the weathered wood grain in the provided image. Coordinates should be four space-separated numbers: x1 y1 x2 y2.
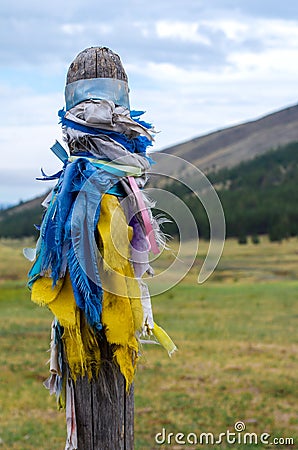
66 47 128 84
74 340 134 450
67 46 133 449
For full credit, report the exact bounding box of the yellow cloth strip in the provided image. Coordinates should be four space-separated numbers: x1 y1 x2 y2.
98 194 143 388
152 322 178 357
32 274 101 381
31 194 143 388
30 192 176 389
68 155 142 176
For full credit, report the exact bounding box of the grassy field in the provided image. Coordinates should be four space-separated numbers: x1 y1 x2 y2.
0 237 297 449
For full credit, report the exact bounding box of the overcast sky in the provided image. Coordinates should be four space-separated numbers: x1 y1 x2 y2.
1 0 298 205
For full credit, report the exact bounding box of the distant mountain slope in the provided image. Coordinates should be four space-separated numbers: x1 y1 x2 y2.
1 103 298 239
1 141 297 241
162 141 298 241
210 141 298 240
0 195 45 238
161 103 298 172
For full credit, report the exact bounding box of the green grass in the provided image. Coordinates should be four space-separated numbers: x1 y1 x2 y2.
0 239 33 280
0 237 297 449
135 281 298 449
0 283 66 449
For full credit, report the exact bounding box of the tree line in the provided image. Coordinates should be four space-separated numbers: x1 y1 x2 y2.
159 141 298 243
0 141 297 242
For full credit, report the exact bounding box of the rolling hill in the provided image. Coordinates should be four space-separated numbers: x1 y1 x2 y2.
1 103 298 239
160 103 298 171
161 141 298 241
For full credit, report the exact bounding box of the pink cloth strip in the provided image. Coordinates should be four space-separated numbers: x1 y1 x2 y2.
128 176 160 255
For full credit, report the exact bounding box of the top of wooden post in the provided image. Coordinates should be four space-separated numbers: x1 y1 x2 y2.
66 47 128 85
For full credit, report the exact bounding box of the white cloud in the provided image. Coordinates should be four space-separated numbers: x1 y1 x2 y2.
61 23 86 35
0 124 62 169
0 89 63 127
256 18 298 46
0 83 64 203
156 20 211 45
1 1 298 204
202 19 249 41
0 123 63 203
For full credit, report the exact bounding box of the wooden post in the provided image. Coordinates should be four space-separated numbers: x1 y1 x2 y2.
66 47 134 450
66 47 128 85
73 339 134 450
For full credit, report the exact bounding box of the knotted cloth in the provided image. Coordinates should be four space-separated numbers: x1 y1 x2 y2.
25 46 178 449
26 98 177 450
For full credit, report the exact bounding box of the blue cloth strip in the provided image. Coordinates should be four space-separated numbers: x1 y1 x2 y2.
91 162 127 177
51 140 69 163
36 168 63 181
29 158 120 332
107 182 125 196
65 78 130 111
58 109 152 155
